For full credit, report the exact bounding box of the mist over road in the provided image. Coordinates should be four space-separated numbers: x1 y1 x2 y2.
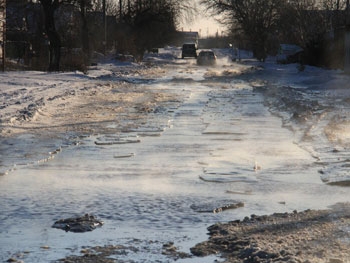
0 50 349 262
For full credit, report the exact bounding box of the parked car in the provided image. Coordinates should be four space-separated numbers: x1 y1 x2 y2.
181 43 197 59
115 53 135 62
197 50 217 66
276 44 304 64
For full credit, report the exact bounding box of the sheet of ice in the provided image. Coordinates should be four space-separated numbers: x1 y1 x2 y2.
0 48 350 262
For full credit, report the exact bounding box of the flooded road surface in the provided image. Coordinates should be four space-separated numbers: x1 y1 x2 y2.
0 59 349 262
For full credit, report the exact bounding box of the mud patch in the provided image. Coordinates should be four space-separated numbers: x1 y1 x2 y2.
52 240 192 263
191 203 350 262
190 201 244 213
54 245 138 263
52 214 103 233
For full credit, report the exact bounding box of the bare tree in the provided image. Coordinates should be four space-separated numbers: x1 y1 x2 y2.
39 0 98 71
285 1 329 45
39 0 61 71
39 0 197 68
321 0 347 29
279 0 346 67
170 0 197 27
132 0 178 57
78 0 91 64
92 0 119 16
321 0 346 10
201 0 284 61
111 0 195 58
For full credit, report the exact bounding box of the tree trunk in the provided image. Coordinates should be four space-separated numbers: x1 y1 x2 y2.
119 0 123 22
80 0 90 66
40 0 61 71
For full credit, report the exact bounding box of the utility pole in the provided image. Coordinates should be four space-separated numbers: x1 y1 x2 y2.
0 0 5 72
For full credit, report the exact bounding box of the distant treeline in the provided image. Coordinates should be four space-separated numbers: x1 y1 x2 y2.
201 0 349 68
5 0 349 70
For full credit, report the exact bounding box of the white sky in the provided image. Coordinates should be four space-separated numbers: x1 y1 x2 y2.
179 3 227 38
181 16 226 38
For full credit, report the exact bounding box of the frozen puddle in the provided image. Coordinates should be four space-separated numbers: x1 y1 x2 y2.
1 64 349 262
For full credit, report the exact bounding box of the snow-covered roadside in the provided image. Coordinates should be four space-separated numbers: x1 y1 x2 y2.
242 59 350 185
210 46 350 187
0 62 164 135
0 59 179 176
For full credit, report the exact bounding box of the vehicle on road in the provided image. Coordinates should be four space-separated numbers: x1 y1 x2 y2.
181 43 197 59
276 44 304 64
197 50 217 66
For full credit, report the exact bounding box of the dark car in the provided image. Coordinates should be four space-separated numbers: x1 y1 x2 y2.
276 44 304 64
181 44 197 59
197 50 217 66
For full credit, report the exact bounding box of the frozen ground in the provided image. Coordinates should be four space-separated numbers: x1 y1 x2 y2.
0 48 349 262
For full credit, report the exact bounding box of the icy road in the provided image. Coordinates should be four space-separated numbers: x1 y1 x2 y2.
0 48 349 262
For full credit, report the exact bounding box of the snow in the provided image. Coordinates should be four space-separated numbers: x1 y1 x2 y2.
0 47 350 262
1 47 349 176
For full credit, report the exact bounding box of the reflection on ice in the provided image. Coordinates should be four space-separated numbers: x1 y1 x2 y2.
1 57 350 262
